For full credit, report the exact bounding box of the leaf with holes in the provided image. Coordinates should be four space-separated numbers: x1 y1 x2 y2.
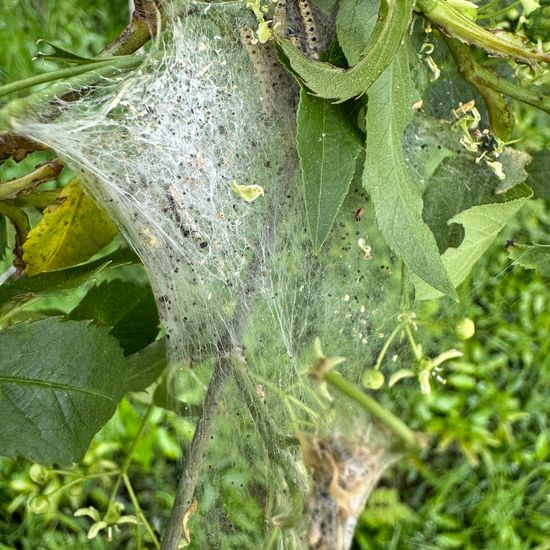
297 89 362 251
0 318 164 465
415 184 533 300
22 177 117 276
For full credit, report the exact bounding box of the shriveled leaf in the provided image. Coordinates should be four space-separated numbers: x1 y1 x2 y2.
276 0 414 101
507 242 550 278
363 46 456 299
0 247 139 312
415 184 533 300
526 149 550 199
336 0 381 65
297 89 362 251
23 178 117 276
0 318 164 465
69 280 160 355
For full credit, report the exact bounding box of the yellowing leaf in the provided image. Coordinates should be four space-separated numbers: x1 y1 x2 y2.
23 178 117 276
231 180 265 202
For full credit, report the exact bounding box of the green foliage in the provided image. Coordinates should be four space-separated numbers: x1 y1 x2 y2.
69 280 160 355
0 318 164 465
355 203 550 548
364 46 456 299
0 0 549 548
276 0 415 101
507 241 550 277
336 0 380 65
0 0 129 86
0 247 139 318
296 89 362 251
526 149 550 199
415 184 532 300
523 5 550 42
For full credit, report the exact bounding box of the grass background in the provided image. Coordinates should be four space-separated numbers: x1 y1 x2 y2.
0 1 549 548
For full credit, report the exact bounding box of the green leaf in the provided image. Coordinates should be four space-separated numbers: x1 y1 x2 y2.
125 338 167 391
22 177 117 276
34 39 99 64
363 46 456 299
0 247 139 311
415 183 533 300
526 149 550 200
0 318 163 465
336 0 381 66
421 138 532 254
276 0 414 101
297 89 362 251
507 242 550 278
69 280 160 355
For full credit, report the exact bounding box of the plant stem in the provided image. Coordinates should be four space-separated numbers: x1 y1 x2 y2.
323 370 424 450
0 59 136 99
374 323 402 371
160 351 232 549
45 470 120 498
476 1 520 21
0 56 143 127
160 143 297 549
106 402 156 515
0 160 62 199
417 0 550 65
403 322 423 361
123 473 161 549
445 37 550 117
102 0 164 57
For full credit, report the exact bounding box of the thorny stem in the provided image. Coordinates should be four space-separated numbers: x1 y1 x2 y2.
0 160 63 200
445 37 550 117
323 370 424 450
122 473 161 548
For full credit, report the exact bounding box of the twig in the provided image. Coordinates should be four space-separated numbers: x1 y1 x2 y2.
160 140 296 548
101 0 164 57
0 0 165 160
0 160 62 199
444 37 550 118
160 351 233 549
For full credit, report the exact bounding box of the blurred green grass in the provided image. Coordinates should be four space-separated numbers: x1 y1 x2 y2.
0 0 129 88
0 1 549 549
